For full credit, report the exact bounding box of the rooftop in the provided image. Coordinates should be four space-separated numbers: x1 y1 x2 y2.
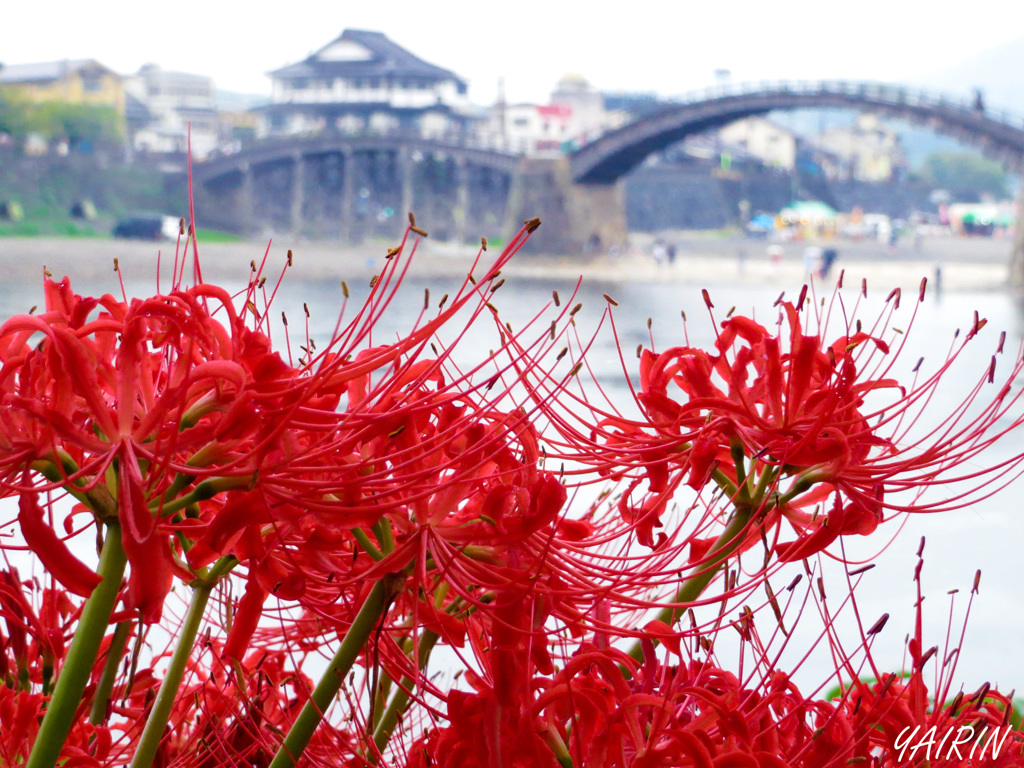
269 29 466 86
0 59 117 84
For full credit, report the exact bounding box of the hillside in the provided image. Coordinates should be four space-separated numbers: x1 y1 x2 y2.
909 33 1024 115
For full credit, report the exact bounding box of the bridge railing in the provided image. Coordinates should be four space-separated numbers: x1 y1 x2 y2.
209 81 1024 169
660 80 1024 130
199 126 529 166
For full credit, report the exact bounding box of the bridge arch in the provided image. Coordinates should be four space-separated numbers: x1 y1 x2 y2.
193 133 521 186
570 81 1024 184
191 134 521 238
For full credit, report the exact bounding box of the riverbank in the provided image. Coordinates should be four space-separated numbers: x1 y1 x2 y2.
0 233 1013 294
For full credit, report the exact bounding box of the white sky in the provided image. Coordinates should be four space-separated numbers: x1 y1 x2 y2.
3 1 1024 106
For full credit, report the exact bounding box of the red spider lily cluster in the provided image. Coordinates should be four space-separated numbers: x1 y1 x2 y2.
1 217 1024 768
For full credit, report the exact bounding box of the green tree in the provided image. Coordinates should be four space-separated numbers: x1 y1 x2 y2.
29 101 122 151
0 88 32 141
920 151 1009 200
0 92 121 152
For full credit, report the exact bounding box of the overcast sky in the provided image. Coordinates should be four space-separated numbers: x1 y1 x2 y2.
4 1 1023 106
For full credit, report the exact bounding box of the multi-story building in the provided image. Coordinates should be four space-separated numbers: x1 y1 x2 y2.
717 117 798 170
488 75 627 155
123 64 219 159
259 29 473 139
490 103 574 155
0 59 124 115
812 114 908 182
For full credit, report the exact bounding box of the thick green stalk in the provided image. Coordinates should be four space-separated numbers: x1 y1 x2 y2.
543 728 574 768
369 629 439 762
269 578 396 768
26 524 127 768
89 620 132 724
628 506 752 663
128 578 216 768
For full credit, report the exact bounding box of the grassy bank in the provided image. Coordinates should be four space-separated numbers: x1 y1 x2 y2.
0 218 241 242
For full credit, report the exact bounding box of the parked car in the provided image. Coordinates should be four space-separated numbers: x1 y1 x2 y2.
112 215 180 241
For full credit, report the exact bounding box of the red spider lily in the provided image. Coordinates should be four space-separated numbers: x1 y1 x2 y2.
0 277 286 618
0 686 117 767
5 199 1024 768
825 549 1024 767
415 618 1024 768
0 569 126 765
0 568 78 691
537 282 1024 575
0 222 552 619
413 636 856 768
153 643 362 768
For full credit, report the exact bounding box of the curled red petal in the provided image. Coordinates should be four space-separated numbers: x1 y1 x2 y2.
18 493 101 599
223 578 267 660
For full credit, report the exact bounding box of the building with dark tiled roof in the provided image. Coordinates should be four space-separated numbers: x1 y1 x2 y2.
259 29 473 139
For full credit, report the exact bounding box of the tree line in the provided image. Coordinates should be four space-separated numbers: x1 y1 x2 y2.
0 88 122 152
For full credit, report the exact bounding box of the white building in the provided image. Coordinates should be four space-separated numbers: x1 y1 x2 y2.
259 29 473 139
717 117 797 170
812 114 907 182
123 64 218 159
549 74 613 144
489 103 574 155
487 74 626 155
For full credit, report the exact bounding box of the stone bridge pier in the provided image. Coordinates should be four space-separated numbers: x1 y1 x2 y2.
504 157 627 255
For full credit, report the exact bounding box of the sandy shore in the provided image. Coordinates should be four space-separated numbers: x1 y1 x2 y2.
0 233 1014 294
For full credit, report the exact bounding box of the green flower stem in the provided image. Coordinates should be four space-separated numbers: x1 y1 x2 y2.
26 523 127 768
88 620 132 724
371 518 395 554
351 527 384 561
369 629 439 763
776 469 829 506
153 475 253 517
129 571 220 768
31 458 117 521
269 577 398 768
543 728 574 768
750 464 779 503
627 506 753 664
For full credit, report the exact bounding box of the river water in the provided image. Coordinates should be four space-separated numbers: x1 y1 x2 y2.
2 235 1023 698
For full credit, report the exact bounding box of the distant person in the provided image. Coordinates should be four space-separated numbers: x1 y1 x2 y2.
767 244 783 267
667 242 677 264
820 248 838 278
652 239 668 265
802 246 822 275
973 88 985 114
737 247 748 273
